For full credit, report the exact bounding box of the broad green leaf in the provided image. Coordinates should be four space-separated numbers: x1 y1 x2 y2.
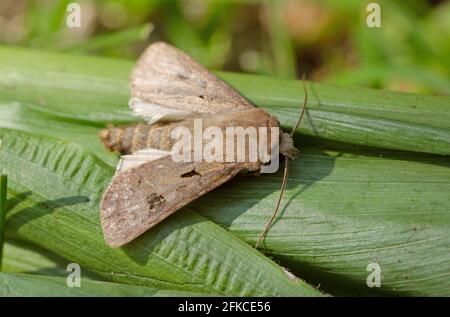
0 273 206 297
192 140 450 296
0 102 117 166
0 46 449 155
0 46 448 296
2 239 101 281
1 101 449 295
0 128 321 297
223 73 450 156
0 46 133 124
2 239 68 277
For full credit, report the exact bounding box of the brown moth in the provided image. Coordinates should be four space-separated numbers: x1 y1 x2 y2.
99 42 299 248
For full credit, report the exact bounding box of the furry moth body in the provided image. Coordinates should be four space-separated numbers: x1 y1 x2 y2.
100 42 297 248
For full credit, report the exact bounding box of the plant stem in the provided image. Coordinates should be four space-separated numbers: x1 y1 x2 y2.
0 174 7 270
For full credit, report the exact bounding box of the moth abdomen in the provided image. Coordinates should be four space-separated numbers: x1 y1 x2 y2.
100 123 156 154
100 121 190 155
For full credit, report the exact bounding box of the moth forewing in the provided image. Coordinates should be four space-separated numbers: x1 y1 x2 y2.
129 41 254 123
100 157 244 247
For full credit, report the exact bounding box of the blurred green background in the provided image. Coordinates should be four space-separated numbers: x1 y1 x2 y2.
0 0 449 95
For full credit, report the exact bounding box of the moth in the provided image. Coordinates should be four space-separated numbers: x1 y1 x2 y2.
99 42 305 248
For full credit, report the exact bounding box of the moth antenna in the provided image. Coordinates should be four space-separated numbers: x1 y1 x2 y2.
290 74 308 137
255 75 308 249
255 158 289 249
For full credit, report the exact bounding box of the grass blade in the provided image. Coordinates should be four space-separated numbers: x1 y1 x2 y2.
2 240 68 277
0 272 207 297
0 173 6 268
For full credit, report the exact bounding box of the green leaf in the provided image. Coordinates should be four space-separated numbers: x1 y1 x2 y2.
264 0 297 78
220 73 450 156
0 173 6 267
0 272 207 297
0 102 118 166
2 239 101 280
0 46 448 296
192 140 450 296
0 129 320 297
0 46 448 155
0 46 133 124
2 239 69 277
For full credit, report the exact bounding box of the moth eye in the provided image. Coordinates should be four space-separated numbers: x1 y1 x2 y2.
198 95 206 100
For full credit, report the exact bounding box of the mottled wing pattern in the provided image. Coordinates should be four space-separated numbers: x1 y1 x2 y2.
130 42 254 123
100 155 243 247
